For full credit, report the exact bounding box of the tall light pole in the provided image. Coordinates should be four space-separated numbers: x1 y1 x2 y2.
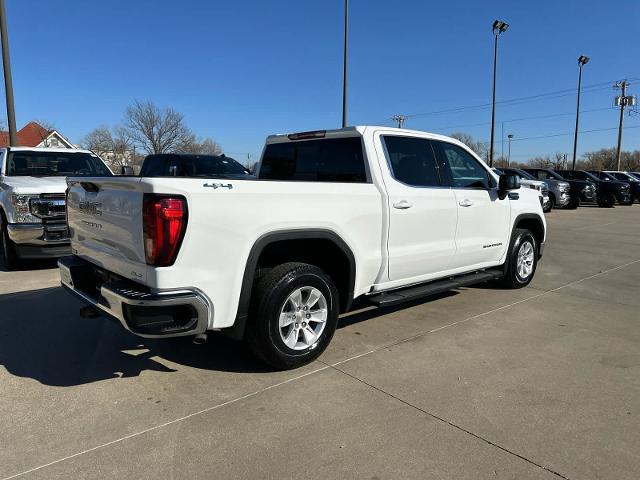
341 0 349 128
507 134 513 166
0 0 17 146
571 55 589 169
489 19 509 167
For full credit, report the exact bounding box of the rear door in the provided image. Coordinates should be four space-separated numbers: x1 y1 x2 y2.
434 141 509 268
378 134 458 281
67 178 148 282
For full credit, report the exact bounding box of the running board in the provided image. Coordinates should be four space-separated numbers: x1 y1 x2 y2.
368 269 504 307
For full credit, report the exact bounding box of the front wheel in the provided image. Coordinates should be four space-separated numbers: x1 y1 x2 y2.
0 216 19 270
598 193 615 208
246 262 339 370
500 229 538 289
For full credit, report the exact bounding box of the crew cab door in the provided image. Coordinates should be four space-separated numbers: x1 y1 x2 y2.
433 141 509 268
377 134 458 281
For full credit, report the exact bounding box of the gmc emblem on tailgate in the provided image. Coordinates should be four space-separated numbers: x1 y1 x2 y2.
78 201 103 216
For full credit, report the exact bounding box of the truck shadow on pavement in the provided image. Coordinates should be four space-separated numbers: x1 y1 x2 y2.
0 286 272 387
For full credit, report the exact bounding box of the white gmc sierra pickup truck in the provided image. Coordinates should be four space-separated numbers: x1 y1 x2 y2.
0 147 112 269
59 127 546 369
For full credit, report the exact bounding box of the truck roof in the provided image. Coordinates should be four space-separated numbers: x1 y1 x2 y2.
265 126 467 145
1 146 96 155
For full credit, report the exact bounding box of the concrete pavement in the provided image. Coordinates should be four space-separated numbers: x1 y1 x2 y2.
0 206 638 479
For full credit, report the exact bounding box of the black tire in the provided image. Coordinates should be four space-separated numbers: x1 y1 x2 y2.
547 193 556 210
0 214 19 270
500 228 537 289
597 193 615 208
245 262 339 370
620 197 634 206
542 198 552 213
567 195 580 209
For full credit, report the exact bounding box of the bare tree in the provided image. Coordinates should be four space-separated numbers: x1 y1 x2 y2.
449 132 489 161
82 125 136 171
82 125 113 157
123 100 193 154
177 135 223 155
527 153 568 169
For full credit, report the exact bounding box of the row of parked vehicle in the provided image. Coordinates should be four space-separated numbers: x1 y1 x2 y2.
494 167 640 211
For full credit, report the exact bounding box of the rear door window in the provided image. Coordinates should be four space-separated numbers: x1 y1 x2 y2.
382 136 441 187
259 137 367 183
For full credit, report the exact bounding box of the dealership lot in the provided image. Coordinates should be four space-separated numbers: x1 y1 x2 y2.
1 207 639 479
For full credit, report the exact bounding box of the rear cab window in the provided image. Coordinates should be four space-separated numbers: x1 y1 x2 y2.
259 137 368 183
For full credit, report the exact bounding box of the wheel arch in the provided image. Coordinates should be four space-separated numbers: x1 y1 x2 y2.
227 229 356 340
512 213 545 259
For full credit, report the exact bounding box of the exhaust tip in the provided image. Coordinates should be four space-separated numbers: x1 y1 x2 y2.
193 333 207 345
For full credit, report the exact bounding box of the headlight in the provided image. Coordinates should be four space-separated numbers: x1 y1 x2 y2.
559 183 570 192
10 194 41 223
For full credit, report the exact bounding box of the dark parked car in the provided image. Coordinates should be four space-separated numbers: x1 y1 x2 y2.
523 168 596 209
599 171 640 203
558 170 632 207
139 153 254 178
589 170 633 205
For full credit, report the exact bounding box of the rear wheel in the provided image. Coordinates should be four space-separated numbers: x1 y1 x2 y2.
0 215 19 270
501 229 537 289
245 262 339 370
598 193 615 208
567 195 580 209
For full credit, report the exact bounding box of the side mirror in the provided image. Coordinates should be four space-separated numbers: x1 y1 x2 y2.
499 173 520 191
121 166 134 176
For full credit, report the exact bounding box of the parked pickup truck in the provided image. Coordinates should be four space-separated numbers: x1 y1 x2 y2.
59 127 546 369
0 147 112 269
139 153 253 178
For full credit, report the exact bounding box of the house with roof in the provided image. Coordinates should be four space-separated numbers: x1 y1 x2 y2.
0 121 74 149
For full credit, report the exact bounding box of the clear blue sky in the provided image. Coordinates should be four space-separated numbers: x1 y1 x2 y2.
3 0 640 162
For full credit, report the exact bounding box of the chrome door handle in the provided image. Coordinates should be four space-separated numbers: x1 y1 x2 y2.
458 199 474 207
393 200 412 209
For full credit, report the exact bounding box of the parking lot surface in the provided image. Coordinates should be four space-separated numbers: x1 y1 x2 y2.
1 206 639 479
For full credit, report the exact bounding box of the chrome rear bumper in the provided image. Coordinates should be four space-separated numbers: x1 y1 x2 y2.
58 256 210 338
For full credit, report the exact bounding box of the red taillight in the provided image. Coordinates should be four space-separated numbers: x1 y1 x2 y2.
143 195 188 267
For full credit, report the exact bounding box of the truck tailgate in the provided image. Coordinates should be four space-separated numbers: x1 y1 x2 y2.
66 177 148 282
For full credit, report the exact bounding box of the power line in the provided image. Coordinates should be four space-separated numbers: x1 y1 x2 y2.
378 76 640 125
509 123 640 143
400 82 614 120
429 107 613 132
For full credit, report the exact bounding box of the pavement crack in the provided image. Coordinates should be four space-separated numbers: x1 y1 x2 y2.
325 361 572 480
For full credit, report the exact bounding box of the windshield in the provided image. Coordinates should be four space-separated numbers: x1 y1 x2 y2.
609 172 637 182
6 151 112 177
599 172 620 182
513 168 535 180
544 170 565 180
580 171 599 182
141 154 250 177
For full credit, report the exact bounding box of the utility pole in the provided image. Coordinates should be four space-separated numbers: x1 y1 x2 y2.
507 134 513 166
614 80 634 171
572 55 589 169
341 0 349 128
0 0 17 146
392 115 407 128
